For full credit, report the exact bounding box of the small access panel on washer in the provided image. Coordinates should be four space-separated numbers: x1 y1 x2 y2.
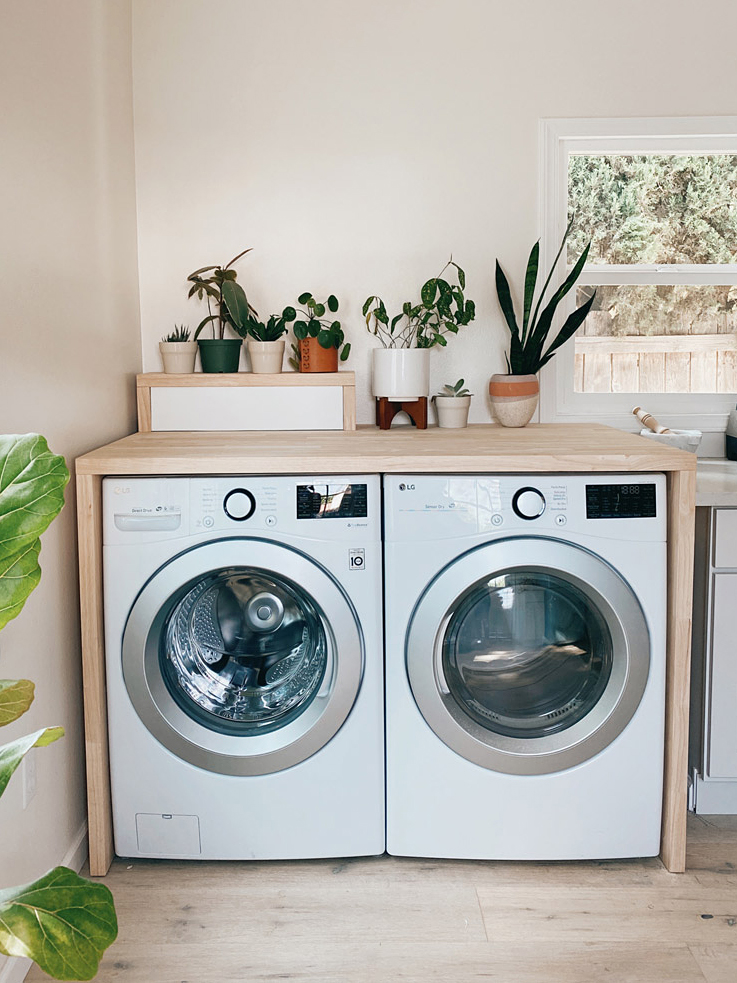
102 475 383 860
383 473 666 861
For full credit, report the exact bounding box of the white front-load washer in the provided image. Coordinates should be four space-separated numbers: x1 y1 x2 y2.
384 473 667 860
103 474 384 860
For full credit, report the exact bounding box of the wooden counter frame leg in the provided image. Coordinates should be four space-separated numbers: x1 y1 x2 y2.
76 471 114 876
661 466 696 873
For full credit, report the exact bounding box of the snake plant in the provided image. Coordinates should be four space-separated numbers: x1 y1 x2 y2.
495 220 595 375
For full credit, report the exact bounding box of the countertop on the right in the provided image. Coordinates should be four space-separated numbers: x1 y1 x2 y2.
696 458 737 506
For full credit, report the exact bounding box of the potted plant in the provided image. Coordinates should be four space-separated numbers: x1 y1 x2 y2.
187 248 257 373
244 306 296 373
493 221 594 427
432 378 473 429
159 324 198 373
0 434 117 980
363 258 475 400
287 293 351 372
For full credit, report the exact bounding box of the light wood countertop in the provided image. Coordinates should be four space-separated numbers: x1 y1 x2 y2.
77 423 696 475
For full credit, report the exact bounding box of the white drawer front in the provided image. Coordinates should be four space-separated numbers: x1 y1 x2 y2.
714 509 737 568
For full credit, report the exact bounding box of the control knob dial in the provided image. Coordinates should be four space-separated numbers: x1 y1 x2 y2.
512 487 546 520
223 488 256 522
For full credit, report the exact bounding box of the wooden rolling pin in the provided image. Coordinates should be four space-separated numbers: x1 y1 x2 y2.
632 406 672 434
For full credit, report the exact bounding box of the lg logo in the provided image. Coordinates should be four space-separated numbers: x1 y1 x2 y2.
398 483 416 491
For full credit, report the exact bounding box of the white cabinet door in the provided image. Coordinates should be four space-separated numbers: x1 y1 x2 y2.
708 573 737 779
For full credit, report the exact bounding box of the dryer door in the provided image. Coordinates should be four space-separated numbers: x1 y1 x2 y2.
122 539 363 775
406 537 651 775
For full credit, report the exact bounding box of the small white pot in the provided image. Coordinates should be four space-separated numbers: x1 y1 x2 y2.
159 341 198 374
434 394 471 429
247 339 285 374
372 348 430 399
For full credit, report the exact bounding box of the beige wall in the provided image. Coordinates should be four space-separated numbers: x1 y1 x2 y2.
132 0 737 423
0 0 140 900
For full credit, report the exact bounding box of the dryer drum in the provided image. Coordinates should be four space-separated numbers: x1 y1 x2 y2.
441 571 613 740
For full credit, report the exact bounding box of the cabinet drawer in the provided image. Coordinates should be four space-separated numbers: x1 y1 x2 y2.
714 509 737 568
708 573 737 779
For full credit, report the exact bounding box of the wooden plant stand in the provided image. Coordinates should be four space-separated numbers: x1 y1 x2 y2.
376 396 428 430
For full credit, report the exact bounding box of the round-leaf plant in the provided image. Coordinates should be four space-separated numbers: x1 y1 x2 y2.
288 292 351 368
0 434 117 981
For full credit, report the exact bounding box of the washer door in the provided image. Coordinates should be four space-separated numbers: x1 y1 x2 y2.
122 539 363 775
406 537 650 775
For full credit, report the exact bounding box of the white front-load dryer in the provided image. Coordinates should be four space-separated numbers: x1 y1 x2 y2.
384 473 667 860
103 475 384 859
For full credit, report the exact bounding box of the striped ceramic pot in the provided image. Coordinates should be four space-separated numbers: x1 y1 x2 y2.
488 373 539 427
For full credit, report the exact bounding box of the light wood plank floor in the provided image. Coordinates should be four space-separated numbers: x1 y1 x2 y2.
27 815 737 983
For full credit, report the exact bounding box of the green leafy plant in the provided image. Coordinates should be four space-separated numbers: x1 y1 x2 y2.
434 378 472 399
161 324 191 343
288 293 350 368
0 434 117 980
494 221 595 375
246 305 296 342
363 258 475 349
187 248 258 340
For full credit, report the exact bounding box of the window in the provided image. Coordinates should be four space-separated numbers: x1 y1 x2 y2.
540 118 737 435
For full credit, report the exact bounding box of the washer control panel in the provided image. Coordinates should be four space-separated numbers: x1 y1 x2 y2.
103 475 380 544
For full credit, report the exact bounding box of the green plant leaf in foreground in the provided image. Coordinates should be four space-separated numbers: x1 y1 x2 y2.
0 435 69 631
0 866 118 981
0 679 34 727
0 726 63 797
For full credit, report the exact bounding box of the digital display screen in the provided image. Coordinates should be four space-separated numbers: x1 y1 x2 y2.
586 483 656 519
297 484 368 519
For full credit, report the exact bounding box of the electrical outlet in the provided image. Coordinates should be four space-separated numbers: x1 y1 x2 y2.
22 749 37 809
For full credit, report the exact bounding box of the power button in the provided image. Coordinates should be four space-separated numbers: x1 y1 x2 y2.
202 515 215 529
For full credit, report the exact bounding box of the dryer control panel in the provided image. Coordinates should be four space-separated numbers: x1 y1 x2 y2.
383 474 666 543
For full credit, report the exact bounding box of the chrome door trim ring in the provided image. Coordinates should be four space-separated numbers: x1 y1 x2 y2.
406 536 650 776
122 538 363 776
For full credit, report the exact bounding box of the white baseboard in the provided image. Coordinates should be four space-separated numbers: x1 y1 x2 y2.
0 821 89 983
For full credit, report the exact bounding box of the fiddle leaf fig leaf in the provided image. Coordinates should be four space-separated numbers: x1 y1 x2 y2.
0 435 69 630
0 866 117 981
0 726 64 798
0 679 34 727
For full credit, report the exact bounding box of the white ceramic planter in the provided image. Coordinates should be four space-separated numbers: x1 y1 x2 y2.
434 394 471 429
247 339 285 374
372 348 430 399
159 341 198 374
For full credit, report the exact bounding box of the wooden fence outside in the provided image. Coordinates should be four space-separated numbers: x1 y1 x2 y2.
575 313 737 393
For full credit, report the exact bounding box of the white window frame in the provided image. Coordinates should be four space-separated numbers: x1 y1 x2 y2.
539 117 737 435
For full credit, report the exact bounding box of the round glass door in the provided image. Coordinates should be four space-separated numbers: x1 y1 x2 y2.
407 538 650 775
442 571 613 740
122 539 363 776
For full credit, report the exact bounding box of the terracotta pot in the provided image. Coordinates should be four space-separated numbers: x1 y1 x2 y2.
299 337 338 372
159 341 198 374
372 348 430 399
247 339 285 374
434 394 471 429
489 374 539 427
